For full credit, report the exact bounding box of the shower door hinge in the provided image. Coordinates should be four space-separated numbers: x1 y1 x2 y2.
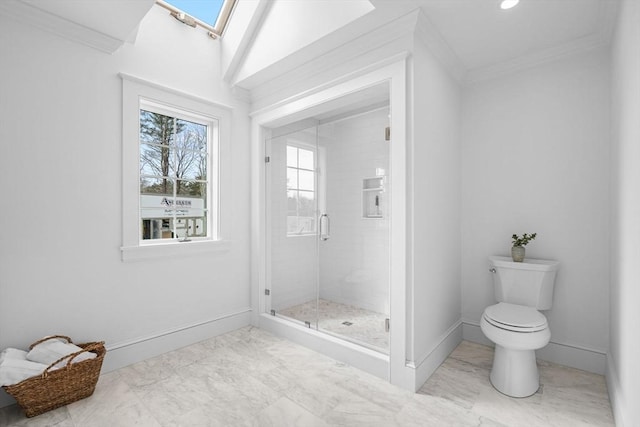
385 318 390 332
264 289 270 296
265 156 270 163
270 309 276 316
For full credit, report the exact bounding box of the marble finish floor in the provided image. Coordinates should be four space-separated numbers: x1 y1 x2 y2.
278 299 389 352
0 327 614 426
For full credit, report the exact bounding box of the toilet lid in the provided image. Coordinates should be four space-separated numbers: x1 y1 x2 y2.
484 303 548 332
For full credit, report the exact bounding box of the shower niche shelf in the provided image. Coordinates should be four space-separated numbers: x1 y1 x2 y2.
363 177 385 219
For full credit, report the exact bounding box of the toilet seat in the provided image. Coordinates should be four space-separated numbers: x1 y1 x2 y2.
483 302 547 333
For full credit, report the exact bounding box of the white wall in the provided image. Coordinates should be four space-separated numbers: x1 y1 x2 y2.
410 39 462 369
0 3 251 388
319 108 390 314
461 49 610 370
609 0 640 425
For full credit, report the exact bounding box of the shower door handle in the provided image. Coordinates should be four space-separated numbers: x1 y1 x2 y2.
319 214 330 241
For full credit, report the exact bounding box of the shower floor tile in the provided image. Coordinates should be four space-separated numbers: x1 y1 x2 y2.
278 299 389 352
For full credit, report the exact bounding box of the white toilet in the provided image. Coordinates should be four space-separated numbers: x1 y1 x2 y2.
480 255 560 398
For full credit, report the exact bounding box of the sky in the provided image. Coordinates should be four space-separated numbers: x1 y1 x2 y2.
166 0 225 26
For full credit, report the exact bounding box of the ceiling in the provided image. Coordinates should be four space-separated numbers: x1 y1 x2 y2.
372 0 618 80
1 0 618 83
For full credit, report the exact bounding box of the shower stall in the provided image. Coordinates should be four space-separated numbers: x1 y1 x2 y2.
253 61 408 384
264 95 391 354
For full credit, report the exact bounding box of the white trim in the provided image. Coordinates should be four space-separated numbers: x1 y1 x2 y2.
102 308 251 372
606 354 627 427
407 321 462 391
119 73 235 111
465 34 608 85
121 239 231 262
462 321 607 375
0 309 252 409
413 9 466 83
0 0 147 54
121 74 233 261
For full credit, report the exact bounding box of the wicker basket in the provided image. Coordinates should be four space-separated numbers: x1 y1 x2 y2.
2 335 106 418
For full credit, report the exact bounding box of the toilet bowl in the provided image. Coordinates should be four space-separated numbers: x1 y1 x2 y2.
481 302 550 397
481 256 559 398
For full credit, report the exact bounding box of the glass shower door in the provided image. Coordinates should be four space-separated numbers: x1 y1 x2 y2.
265 125 320 330
264 90 391 354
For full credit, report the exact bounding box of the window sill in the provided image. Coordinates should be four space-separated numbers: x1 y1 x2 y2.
121 239 231 262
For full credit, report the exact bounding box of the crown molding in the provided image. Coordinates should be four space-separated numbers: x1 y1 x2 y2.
465 32 608 85
465 0 619 85
0 0 149 54
413 9 467 83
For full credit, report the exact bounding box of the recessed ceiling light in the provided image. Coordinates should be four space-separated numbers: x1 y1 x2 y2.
500 0 520 10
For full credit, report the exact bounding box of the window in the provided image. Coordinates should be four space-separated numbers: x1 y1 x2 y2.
156 0 237 37
121 74 230 261
286 145 316 235
139 103 213 242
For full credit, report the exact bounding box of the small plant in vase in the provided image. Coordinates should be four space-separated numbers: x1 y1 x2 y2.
511 232 537 262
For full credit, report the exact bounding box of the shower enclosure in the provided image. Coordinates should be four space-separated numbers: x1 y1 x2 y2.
263 84 391 353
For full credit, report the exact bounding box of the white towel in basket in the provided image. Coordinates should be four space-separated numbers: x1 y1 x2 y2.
0 348 48 386
26 339 96 369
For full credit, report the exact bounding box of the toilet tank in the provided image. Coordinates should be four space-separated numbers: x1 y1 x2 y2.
489 256 560 310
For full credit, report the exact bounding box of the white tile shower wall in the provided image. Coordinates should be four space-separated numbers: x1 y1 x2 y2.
318 108 390 315
269 130 318 311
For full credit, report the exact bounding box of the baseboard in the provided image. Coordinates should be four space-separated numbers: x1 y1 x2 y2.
462 321 607 375
408 320 463 391
0 308 252 409
606 354 627 427
103 308 252 373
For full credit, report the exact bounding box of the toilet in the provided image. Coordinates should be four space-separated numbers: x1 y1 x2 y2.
480 255 560 398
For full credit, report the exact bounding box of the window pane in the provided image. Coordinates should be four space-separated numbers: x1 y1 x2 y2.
298 169 314 191
296 191 315 234
287 190 297 214
287 216 299 234
172 149 208 181
177 179 207 199
298 191 315 216
287 167 298 189
298 148 314 170
140 216 173 240
140 110 175 146
140 143 170 177
140 177 174 195
175 119 208 151
286 146 298 167
174 215 207 238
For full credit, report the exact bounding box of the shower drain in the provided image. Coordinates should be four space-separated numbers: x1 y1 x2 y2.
342 321 353 326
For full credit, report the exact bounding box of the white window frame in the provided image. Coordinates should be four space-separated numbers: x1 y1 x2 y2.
120 74 231 261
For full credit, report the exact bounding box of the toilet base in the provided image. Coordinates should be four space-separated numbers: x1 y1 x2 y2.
489 344 540 398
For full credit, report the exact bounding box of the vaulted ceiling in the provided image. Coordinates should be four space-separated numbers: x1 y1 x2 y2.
1 0 618 84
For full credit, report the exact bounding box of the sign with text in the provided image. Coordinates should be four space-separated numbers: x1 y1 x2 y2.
140 195 205 219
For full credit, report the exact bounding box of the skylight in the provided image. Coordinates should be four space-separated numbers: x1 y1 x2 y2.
166 0 224 27
157 0 236 38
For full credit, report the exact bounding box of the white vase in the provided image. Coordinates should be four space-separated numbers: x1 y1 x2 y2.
511 246 525 262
